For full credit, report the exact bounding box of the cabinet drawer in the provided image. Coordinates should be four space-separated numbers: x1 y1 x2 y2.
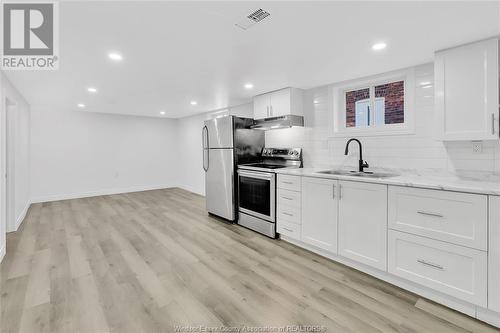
277 175 301 192
388 230 487 307
277 189 301 209
277 204 301 225
277 220 301 240
388 186 487 250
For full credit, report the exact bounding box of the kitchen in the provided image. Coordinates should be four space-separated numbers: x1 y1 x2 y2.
1 1 500 332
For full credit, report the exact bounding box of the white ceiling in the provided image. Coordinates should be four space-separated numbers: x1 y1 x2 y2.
5 1 500 118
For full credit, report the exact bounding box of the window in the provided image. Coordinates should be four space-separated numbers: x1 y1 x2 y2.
333 69 415 136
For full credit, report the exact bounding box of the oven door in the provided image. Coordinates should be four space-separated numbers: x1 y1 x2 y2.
237 169 276 222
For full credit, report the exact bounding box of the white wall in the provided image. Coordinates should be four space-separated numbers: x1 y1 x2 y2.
266 63 500 176
176 103 254 196
0 72 31 261
30 107 179 202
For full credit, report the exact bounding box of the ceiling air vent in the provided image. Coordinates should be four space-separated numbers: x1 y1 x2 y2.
235 8 270 30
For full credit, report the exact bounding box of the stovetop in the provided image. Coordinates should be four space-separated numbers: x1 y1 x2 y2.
238 148 303 173
242 163 289 169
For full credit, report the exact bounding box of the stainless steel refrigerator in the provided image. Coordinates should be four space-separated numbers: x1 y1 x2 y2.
202 116 264 221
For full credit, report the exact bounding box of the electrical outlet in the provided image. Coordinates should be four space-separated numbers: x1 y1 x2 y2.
472 141 483 154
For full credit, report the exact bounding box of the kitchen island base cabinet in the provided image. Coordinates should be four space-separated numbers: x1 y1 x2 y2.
338 181 388 271
301 177 338 253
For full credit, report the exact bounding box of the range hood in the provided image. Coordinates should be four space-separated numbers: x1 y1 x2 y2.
251 115 304 130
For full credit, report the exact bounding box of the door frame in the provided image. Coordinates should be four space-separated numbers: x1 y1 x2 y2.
1 97 16 260
5 101 16 232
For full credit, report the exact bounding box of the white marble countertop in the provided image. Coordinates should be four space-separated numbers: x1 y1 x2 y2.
276 167 500 195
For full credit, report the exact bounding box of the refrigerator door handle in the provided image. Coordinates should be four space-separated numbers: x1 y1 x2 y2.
202 126 209 171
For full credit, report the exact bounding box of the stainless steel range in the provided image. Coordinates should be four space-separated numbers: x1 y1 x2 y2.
237 148 302 238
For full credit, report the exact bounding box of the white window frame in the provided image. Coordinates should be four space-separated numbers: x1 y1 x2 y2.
332 68 415 137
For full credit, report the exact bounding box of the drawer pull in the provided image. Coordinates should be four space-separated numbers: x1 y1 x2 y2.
282 227 293 232
282 212 294 217
282 181 293 184
417 259 444 270
417 211 444 218
281 196 293 200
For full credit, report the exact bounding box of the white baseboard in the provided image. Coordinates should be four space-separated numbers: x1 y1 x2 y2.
0 244 5 264
177 185 205 196
31 184 175 203
12 201 30 232
477 307 500 328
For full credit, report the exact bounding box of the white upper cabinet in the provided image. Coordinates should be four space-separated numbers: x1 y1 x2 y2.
253 94 271 120
253 88 303 120
435 38 499 141
301 177 338 253
338 181 388 271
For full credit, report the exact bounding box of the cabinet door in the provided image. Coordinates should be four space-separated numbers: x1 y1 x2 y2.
269 88 291 117
435 38 499 140
338 181 388 270
301 177 338 253
253 94 270 120
489 196 500 312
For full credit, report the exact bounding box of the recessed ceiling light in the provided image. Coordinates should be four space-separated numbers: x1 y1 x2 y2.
419 81 431 86
77 103 85 108
160 111 166 115
87 87 97 93
372 42 387 51
190 101 198 105
244 83 254 89
108 52 123 61
422 85 433 89
313 100 319 104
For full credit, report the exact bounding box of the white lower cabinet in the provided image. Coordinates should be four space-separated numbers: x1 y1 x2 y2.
489 196 500 312
280 173 500 325
388 230 487 307
338 181 388 271
388 186 487 250
301 177 338 253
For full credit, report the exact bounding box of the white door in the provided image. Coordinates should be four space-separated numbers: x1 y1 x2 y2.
338 181 388 270
253 94 270 120
301 177 338 253
269 88 291 117
435 38 499 140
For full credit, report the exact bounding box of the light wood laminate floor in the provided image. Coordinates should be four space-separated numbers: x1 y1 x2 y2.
1 188 499 333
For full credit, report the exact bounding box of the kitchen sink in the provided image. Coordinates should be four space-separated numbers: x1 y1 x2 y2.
317 170 398 179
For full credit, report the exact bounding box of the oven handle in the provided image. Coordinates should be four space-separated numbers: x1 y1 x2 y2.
237 169 275 179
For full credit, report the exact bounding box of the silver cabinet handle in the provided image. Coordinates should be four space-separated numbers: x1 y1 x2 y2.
270 105 273 117
417 259 444 270
282 212 293 217
332 184 335 199
417 211 443 218
281 196 293 201
492 113 496 135
283 227 293 232
282 181 293 184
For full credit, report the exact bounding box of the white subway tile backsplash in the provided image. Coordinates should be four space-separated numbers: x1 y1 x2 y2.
266 63 500 175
